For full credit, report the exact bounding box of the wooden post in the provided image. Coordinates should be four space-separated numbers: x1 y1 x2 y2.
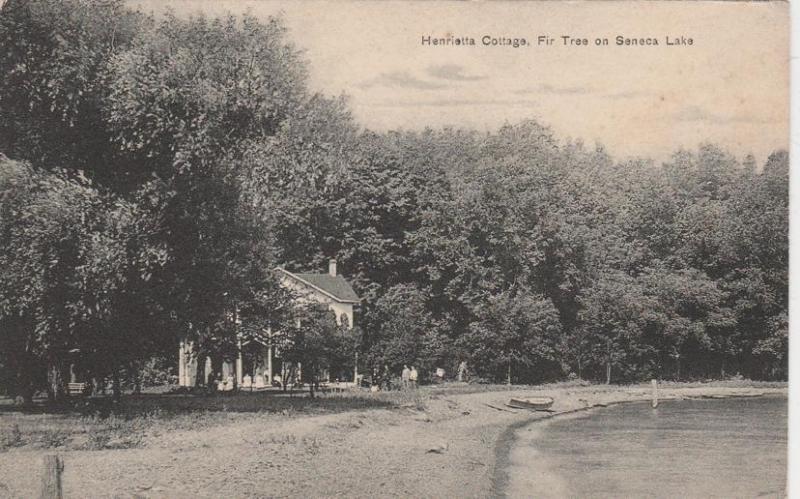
178 340 186 387
651 379 659 408
236 336 243 388
267 342 273 386
40 454 63 499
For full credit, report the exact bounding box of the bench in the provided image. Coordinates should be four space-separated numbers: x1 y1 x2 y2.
67 382 87 396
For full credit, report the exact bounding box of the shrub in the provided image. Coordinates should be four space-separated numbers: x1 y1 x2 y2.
0 424 23 451
38 429 69 449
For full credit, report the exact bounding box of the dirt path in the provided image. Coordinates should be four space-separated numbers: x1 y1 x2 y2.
0 383 786 498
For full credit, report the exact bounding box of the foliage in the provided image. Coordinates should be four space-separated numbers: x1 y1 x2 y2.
0 158 167 402
0 0 788 402
462 290 562 383
0 0 147 188
276 304 350 397
362 283 443 376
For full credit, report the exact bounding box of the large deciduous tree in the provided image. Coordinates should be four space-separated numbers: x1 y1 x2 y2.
102 11 310 372
0 158 166 403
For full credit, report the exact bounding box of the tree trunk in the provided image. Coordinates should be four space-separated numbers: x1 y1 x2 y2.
507 360 512 386
21 386 34 407
132 364 142 395
287 365 296 395
16 357 35 406
111 367 121 403
606 361 611 385
46 358 66 405
195 353 206 387
91 377 102 396
281 362 290 393
210 354 223 385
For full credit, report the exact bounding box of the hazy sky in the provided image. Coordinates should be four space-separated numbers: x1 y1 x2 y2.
131 0 789 164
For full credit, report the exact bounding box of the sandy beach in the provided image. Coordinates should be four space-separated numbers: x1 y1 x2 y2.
0 381 786 498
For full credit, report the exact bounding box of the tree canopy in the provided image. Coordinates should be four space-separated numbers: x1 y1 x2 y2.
0 0 788 402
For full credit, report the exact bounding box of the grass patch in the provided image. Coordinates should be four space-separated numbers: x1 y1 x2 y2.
0 381 607 453
0 389 397 452
1 379 782 453
0 424 23 451
368 389 430 410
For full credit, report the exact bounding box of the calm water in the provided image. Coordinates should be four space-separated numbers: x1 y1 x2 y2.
506 396 787 498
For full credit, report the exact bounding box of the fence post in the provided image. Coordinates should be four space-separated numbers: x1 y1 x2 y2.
40 454 63 499
651 379 659 408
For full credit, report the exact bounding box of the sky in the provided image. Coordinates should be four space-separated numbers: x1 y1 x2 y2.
131 0 789 164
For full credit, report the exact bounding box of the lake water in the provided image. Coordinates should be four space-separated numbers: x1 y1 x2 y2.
505 396 787 498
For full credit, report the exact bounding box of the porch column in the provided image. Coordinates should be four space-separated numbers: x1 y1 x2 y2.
183 341 197 386
354 352 358 386
187 341 196 386
178 340 186 387
267 328 273 385
236 336 243 388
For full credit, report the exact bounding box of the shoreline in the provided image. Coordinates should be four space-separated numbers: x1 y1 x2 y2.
490 388 788 498
0 381 787 497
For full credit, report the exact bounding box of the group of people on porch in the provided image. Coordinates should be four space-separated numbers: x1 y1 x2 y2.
205 363 437 392
204 371 277 392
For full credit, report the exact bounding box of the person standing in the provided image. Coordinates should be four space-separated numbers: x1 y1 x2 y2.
382 364 392 391
401 365 411 389
458 361 468 382
410 366 418 389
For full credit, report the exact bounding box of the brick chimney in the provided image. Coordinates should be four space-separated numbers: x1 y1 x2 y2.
328 259 337 277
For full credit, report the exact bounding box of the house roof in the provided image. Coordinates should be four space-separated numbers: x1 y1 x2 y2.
277 268 360 304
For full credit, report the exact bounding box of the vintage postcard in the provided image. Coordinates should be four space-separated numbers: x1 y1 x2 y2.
0 0 789 497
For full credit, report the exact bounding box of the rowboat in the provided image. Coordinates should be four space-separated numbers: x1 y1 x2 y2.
506 396 555 411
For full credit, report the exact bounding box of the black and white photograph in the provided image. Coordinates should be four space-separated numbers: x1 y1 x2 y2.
0 0 790 497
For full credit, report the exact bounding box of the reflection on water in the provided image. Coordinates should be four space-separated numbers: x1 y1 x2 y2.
506 396 787 498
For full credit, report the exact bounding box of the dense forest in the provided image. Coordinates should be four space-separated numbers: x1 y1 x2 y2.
0 0 788 403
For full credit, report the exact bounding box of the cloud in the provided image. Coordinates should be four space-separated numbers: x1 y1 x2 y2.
514 83 590 95
358 71 447 90
514 85 648 99
426 64 486 81
364 98 538 108
673 105 772 125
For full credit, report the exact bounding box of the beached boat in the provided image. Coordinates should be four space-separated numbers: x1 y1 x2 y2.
506 396 555 411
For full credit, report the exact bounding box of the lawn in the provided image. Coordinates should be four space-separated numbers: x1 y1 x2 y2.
0 385 436 452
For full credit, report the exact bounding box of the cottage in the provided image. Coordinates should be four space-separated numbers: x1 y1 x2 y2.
177 259 360 389
276 259 359 328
